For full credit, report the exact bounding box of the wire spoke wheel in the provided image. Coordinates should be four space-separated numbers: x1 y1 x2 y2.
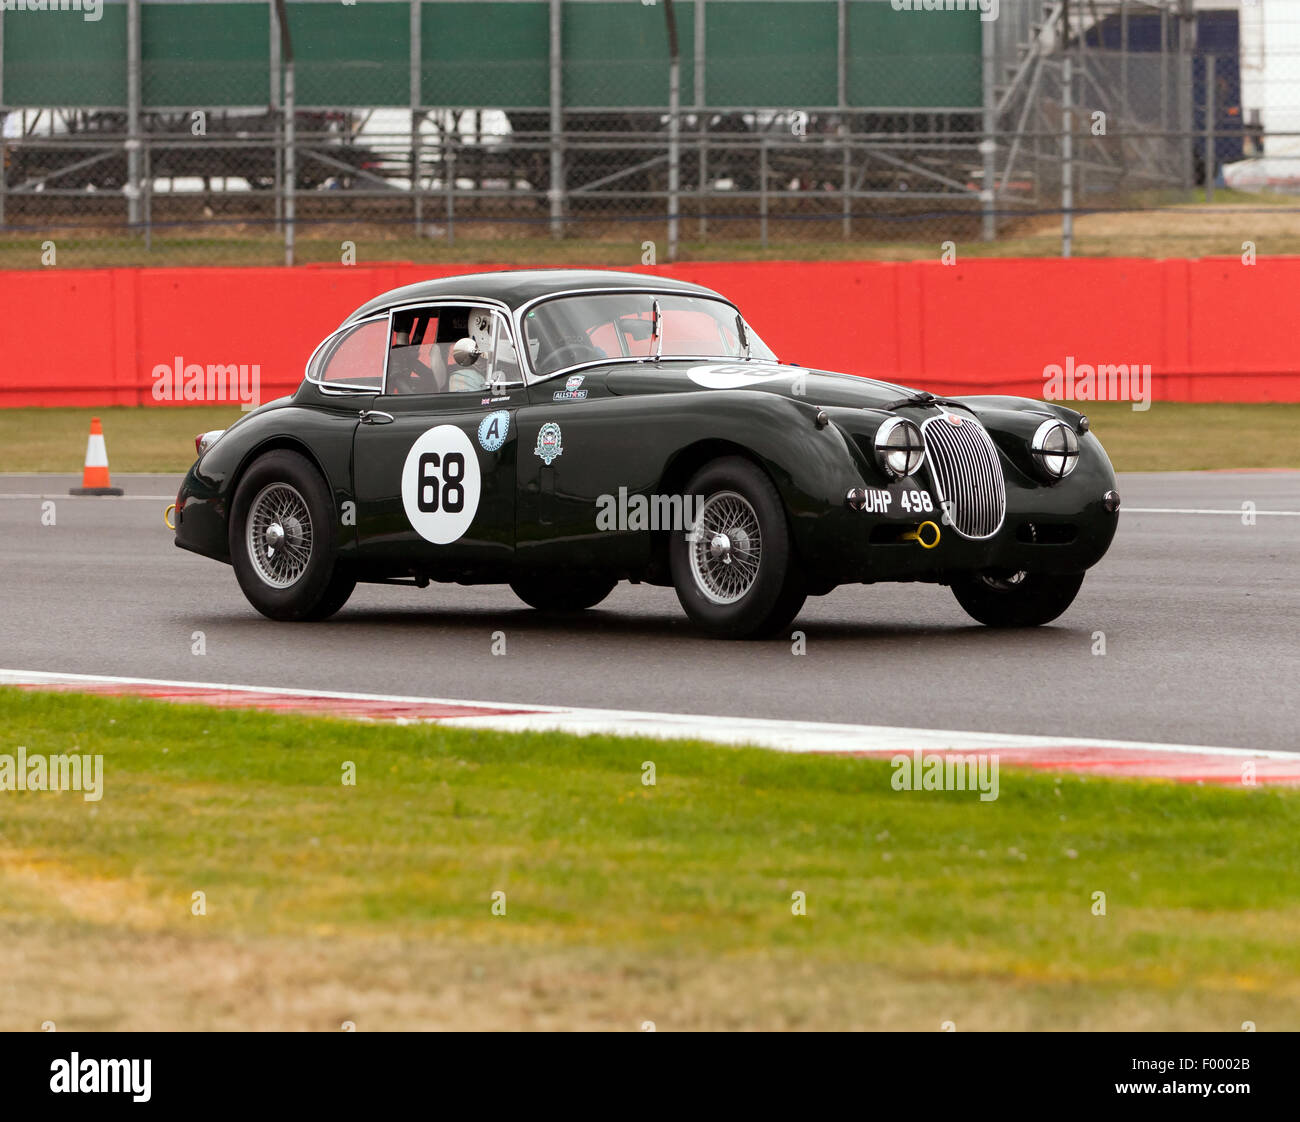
978 569 1028 592
246 482 313 589
689 489 763 605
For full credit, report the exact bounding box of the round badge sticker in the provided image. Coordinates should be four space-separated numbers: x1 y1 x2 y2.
401 425 482 544
478 410 510 452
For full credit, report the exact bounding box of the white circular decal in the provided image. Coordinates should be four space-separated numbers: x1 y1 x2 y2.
401 425 481 544
686 364 800 389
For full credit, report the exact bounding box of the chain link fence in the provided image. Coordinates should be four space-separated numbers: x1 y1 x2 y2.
3 0 1300 266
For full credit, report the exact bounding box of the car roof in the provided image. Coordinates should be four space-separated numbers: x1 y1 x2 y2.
342 269 729 324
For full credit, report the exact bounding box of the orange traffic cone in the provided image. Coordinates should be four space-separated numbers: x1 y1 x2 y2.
69 417 124 496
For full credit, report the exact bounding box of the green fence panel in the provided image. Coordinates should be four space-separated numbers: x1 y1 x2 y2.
705 1 837 108
2 5 128 107
421 1 549 109
142 3 268 108
563 0 694 109
848 1 981 108
286 1 408 107
0 1 984 112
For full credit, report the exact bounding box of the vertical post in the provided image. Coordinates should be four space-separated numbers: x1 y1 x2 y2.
0 6 7 229
284 62 295 265
1178 0 1193 190
144 144 152 253
1205 53 1215 203
759 138 768 250
1159 2 1168 169
1120 0 1128 117
665 0 680 263
270 0 282 227
274 0 295 266
980 7 996 241
411 0 423 236
838 0 849 240
445 112 456 246
1062 55 1073 259
126 0 141 230
548 0 564 240
695 0 706 239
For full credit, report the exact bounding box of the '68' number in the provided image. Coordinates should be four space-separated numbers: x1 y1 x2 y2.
417 451 465 514
899 489 933 514
401 425 481 544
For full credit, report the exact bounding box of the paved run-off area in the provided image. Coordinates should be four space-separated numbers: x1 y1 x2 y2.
0 471 1295 753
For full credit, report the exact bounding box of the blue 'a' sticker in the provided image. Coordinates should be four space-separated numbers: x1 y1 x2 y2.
478 410 510 453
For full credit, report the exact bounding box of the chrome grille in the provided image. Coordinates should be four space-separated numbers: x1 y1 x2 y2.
920 414 1006 539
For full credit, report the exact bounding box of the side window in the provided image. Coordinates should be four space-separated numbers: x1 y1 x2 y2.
309 318 388 391
387 308 446 395
385 305 517 396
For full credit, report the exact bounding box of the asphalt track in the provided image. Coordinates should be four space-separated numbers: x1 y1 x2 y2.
1 471 1296 753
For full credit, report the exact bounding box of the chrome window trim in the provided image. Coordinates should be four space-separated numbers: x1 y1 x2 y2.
511 287 756 386
380 298 525 396
304 313 391 395
309 298 527 397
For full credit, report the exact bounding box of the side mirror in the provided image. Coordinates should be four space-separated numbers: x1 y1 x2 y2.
451 337 482 367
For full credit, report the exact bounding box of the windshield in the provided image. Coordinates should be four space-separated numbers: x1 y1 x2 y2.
522 292 777 377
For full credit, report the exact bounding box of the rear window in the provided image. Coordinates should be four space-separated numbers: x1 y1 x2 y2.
307 318 388 391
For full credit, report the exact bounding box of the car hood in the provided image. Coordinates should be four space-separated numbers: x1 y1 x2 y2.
603 360 922 411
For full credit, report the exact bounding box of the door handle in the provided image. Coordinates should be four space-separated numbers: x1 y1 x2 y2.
359 410 394 425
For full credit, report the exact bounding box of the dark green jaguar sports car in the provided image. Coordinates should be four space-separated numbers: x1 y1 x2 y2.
173 269 1120 638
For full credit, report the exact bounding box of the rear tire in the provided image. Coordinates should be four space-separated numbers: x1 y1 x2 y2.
510 573 617 612
230 450 355 621
669 456 806 639
950 570 1084 628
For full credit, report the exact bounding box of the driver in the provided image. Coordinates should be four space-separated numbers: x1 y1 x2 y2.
448 308 495 393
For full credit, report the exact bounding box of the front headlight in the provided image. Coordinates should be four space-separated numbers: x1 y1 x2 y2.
874 417 925 479
1031 419 1079 481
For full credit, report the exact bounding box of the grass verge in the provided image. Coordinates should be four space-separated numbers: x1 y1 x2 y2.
1 402 1296 476
5 190 1300 266
1 688 1298 1030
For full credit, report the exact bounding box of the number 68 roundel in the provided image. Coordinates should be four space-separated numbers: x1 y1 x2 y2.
400 425 483 544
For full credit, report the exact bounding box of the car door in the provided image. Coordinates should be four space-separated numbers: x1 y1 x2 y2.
352 303 525 577
514 308 659 571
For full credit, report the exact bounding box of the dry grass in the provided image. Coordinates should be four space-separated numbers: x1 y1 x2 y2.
4 919 1292 1032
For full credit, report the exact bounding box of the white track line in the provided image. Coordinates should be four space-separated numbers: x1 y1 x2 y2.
0 493 173 502
1126 507 1300 516
0 668 1290 761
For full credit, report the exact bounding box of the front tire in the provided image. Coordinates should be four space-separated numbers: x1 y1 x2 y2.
230 450 355 621
669 457 806 639
950 570 1084 628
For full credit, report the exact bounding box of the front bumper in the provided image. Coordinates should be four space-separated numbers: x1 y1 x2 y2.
801 463 1120 586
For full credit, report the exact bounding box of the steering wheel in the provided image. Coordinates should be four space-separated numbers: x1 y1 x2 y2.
546 342 605 371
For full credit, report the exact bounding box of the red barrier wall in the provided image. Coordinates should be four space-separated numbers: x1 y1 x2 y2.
2 258 1297 407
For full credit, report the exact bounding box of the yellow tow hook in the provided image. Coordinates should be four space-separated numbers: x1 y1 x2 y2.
902 520 941 549
163 503 177 530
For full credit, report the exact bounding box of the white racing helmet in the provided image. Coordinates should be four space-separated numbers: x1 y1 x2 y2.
468 309 495 358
